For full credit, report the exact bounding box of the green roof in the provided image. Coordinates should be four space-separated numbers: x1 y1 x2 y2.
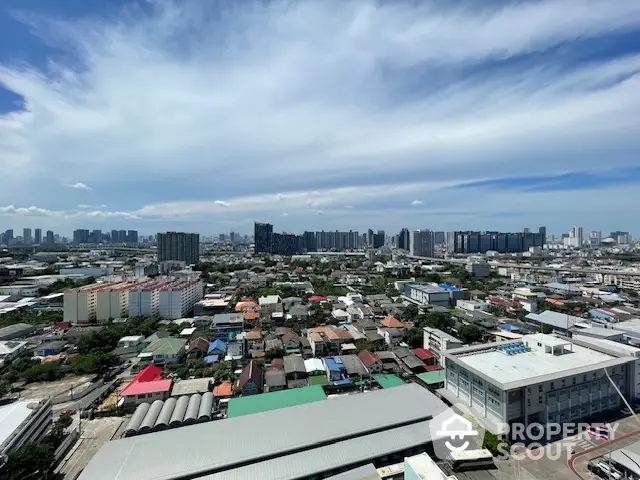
416 370 446 385
145 337 186 355
227 385 327 418
373 375 406 389
307 375 329 386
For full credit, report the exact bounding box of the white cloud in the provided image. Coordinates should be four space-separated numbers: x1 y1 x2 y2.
282 212 289 217
411 199 424 206
67 182 91 191
0 1 639 230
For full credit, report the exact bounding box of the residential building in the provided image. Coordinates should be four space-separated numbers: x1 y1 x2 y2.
158 279 204 319
466 258 491 278
64 282 123 324
403 283 450 307
409 230 434 258
238 361 264 395
254 222 273 254
440 334 635 434
564 226 584 248
398 228 410 251
0 398 52 466
117 335 145 349
210 313 244 340
358 350 383 374
138 337 187 365
265 368 287 392
258 295 281 307
33 228 42 244
119 365 172 408
423 327 464 365
448 230 544 254
157 232 200 265
96 280 154 321
22 228 32 244
284 355 307 385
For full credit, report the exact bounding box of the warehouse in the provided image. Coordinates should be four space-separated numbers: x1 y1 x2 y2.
79 383 450 480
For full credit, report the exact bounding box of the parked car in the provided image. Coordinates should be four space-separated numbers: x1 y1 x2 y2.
61 409 76 416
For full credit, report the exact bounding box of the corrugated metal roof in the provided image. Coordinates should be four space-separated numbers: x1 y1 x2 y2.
227 385 326 418
79 384 447 480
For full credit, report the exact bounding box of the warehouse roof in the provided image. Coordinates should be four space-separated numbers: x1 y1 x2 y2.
373 375 406 389
228 385 326 418
79 383 448 480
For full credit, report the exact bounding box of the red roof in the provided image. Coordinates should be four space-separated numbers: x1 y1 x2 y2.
381 316 409 328
425 365 443 372
308 295 327 302
412 348 436 361
213 381 233 397
358 350 380 368
120 365 172 397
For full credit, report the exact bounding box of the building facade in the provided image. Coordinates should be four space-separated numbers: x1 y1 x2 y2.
157 232 200 264
409 230 434 257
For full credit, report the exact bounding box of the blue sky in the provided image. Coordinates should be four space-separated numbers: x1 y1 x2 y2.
1 0 640 236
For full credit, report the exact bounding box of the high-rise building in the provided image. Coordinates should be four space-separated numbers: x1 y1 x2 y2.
448 231 544 254
254 222 273 254
110 229 119 243
73 229 90 244
589 231 602 248
433 231 445 244
23 228 32 244
409 230 434 257
34 228 42 244
372 230 385 248
45 230 54 244
565 226 583 248
610 231 631 245
367 229 374 247
523 228 531 234
398 228 410 251
538 226 546 244
271 233 302 255
157 232 200 264
127 230 139 244
2 229 14 245
90 230 103 243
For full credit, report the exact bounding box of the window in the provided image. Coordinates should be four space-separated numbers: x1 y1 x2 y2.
583 375 587 382
538 397 543 404
572 377 576 385
538 385 543 393
527 399 531 407
550 382 555 389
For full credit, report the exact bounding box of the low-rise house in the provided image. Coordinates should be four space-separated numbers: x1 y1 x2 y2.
186 337 210 359
265 338 283 353
284 355 307 383
207 339 227 357
378 327 403 346
265 367 286 392
375 351 399 372
210 313 244 340
274 327 293 337
237 360 263 395
346 306 363 321
213 381 233 400
338 355 369 380
288 305 309 321
226 339 244 359
138 337 186 365
380 316 411 329
141 331 170 349
300 337 312 358
282 332 301 350
325 328 353 354
36 340 67 357
117 336 144 348
119 365 172 408
358 350 383 374
304 358 326 377
331 309 351 322
308 332 328 357
244 329 263 350
258 295 282 307
282 297 303 308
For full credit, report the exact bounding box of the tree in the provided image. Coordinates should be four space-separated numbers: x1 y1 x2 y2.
4 443 55 480
541 324 553 334
265 347 285 360
405 327 424 348
482 431 503 455
355 341 375 354
458 325 483 344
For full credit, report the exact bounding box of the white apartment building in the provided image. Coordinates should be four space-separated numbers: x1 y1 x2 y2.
63 282 123 324
440 333 636 435
158 279 204 319
96 280 155 321
423 327 464 365
129 281 168 317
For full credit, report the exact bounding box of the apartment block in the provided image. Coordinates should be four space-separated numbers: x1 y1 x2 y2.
128 281 169 318
158 279 204 319
95 280 155 322
64 282 123 324
423 327 464 365
440 333 637 435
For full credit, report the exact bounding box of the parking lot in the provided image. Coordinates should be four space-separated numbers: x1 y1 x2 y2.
18 374 94 400
55 417 125 480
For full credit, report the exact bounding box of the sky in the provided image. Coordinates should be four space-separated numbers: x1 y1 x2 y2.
1 0 640 237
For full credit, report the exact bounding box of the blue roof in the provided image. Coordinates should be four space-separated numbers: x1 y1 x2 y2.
208 339 227 354
324 358 342 371
204 354 220 364
438 283 460 291
500 324 521 332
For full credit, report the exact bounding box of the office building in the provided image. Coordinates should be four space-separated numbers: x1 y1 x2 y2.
423 327 464 366
0 398 52 468
366 229 374 247
34 228 42 244
447 230 544 254
90 229 103 243
538 226 546 244
1 230 14 245
611 231 632 245
127 230 139 244
157 232 200 265
22 228 32 244
372 230 385 248
434 231 445 245
589 231 602 248
409 230 434 257
440 333 637 434
45 230 54 244
403 283 450 308
254 222 273 254
564 225 583 248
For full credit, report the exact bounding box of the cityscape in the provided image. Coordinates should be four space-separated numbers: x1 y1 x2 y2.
1 1 640 480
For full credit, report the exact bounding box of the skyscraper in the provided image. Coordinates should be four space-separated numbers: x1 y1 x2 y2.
538 226 546 244
410 230 435 257
398 228 410 251
254 222 273 254
127 230 139 244
23 228 32 244
157 232 200 264
45 230 54 244
372 230 385 248
567 226 583 247
34 228 42 244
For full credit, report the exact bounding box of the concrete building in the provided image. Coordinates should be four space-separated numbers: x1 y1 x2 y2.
466 258 491 278
157 232 200 265
64 282 123 324
0 398 52 467
158 279 204 319
409 230 434 258
423 327 464 366
403 283 450 307
96 280 155 321
440 334 635 434
210 313 244 340
0 341 27 365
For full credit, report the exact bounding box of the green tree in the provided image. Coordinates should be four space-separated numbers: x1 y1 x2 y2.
4 443 55 480
265 347 285 360
405 327 424 348
541 324 553 334
458 325 483 344
482 431 503 455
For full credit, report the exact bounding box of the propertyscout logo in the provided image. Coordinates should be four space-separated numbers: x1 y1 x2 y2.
430 404 619 461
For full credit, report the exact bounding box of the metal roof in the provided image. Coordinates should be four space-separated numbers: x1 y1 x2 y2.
227 385 326 418
79 384 448 480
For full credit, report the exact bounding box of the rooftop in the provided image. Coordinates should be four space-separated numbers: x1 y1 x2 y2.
79 384 448 480
449 334 627 389
228 385 326 418
0 399 45 451
373 375 406 389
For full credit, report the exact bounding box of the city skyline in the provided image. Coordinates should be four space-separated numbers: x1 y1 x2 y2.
1 1 640 232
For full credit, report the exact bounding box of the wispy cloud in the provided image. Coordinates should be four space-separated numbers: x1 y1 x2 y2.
411 200 424 206
0 0 639 231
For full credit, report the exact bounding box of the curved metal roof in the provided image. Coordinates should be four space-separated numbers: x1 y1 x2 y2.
123 402 150 437
183 393 201 425
139 400 164 434
154 397 177 431
197 392 213 421
169 395 190 428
